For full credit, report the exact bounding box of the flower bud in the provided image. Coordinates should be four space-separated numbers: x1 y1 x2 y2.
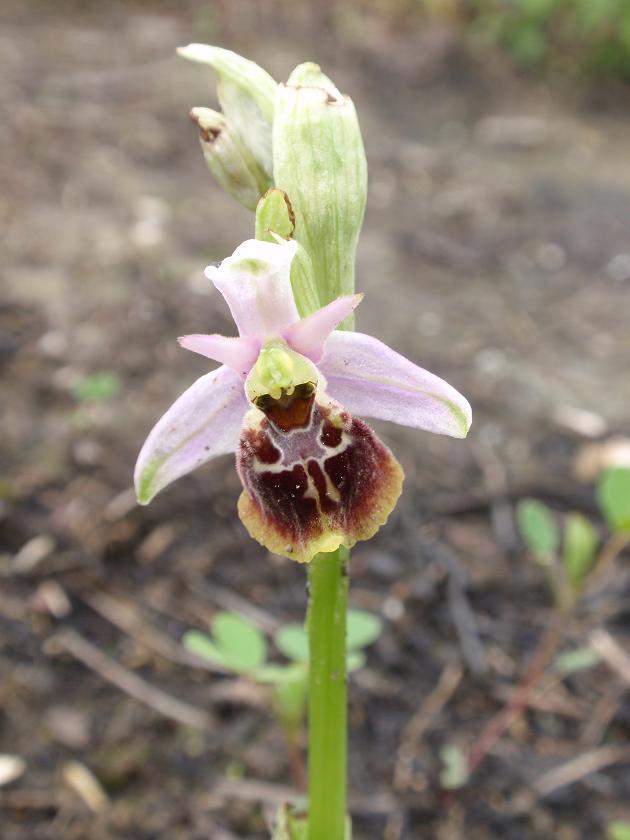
178 44 277 178
190 107 271 211
273 64 367 325
255 189 320 318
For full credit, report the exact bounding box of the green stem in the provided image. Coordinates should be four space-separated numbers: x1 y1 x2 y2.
307 547 349 840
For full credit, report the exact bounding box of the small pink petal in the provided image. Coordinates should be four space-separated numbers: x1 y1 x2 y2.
319 331 472 438
282 294 363 362
134 365 248 504
205 239 299 339
178 334 260 377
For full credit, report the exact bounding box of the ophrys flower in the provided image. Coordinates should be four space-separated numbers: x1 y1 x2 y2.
134 239 471 562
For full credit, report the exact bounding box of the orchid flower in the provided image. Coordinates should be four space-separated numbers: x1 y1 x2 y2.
134 238 471 563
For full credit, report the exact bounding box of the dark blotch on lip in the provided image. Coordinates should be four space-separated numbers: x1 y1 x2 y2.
255 382 316 433
320 420 343 448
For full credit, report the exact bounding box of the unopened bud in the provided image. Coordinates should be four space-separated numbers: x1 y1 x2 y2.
178 44 277 178
191 107 270 210
273 64 367 326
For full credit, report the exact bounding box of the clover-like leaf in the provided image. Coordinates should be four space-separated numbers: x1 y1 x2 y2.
563 512 598 590
182 631 227 667
274 624 309 662
254 663 306 684
347 609 382 650
212 611 267 672
347 651 366 673
516 498 560 558
597 468 630 533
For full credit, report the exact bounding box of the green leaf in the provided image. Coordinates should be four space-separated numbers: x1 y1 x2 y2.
563 513 599 589
273 674 309 728
598 468 630 532
554 647 601 675
182 631 227 667
346 651 366 673
439 744 469 790
254 663 306 684
347 610 383 650
72 371 120 402
274 624 309 662
608 822 630 840
212 612 267 672
516 498 560 557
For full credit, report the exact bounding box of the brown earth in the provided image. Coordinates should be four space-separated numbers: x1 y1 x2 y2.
2 2 630 838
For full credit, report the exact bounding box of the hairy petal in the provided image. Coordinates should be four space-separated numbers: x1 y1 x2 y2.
319 331 472 438
178 333 260 378
237 394 403 563
205 238 299 338
282 294 363 362
134 365 248 504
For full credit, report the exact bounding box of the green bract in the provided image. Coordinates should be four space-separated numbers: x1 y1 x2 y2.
254 189 319 317
273 63 367 324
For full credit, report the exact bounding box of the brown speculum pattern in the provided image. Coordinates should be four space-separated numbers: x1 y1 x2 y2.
237 387 403 562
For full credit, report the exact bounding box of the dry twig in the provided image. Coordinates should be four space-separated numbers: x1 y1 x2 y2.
534 745 630 798
82 589 227 673
590 628 630 686
54 628 211 730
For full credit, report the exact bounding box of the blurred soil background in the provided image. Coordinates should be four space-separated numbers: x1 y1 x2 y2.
2 1 630 838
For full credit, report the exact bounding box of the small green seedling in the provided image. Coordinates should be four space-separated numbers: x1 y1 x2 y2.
72 371 120 402
608 822 630 840
598 468 630 533
439 744 469 790
463 471 630 784
184 611 267 672
516 467 630 611
554 647 601 676
563 512 598 594
184 608 383 748
516 498 560 562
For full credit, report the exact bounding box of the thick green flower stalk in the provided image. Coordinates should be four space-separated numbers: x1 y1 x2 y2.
136 46 472 840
